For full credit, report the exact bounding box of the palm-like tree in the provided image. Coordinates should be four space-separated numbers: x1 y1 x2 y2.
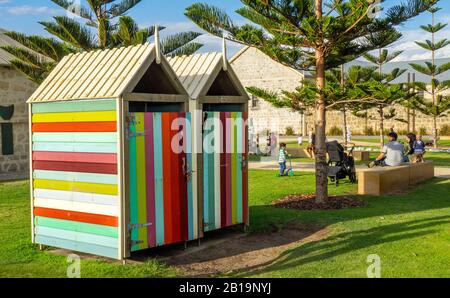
2 0 203 83
409 5 450 147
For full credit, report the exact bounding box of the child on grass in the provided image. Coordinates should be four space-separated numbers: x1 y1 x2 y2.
278 143 288 176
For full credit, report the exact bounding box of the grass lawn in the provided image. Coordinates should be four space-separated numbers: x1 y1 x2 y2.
1 172 449 277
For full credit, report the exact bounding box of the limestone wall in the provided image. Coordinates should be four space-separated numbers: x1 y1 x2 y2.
231 47 449 136
0 66 36 174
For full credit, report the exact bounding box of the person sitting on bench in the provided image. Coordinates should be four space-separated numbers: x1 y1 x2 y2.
368 132 405 168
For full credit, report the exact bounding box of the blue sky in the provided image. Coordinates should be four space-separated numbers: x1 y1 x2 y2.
0 0 449 61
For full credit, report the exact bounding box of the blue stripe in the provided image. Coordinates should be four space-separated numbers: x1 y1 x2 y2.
185 113 194 240
35 235 118 259
153 113 165 246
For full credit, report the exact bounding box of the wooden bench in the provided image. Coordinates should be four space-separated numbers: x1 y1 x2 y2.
357 161 434 196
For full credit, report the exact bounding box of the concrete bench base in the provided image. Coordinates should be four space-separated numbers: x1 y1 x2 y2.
357 161 434 196
352 151 370 162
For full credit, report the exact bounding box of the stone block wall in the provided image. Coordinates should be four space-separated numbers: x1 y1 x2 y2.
0 66 36 174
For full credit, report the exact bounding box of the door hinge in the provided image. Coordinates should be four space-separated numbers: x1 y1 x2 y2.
129 222 153 230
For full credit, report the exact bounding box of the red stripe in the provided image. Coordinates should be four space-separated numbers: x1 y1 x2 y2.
33 151 117 164
33 160 117 174
34 207 118 227
162 113 173 244
32 122 116 132
179 113 188 241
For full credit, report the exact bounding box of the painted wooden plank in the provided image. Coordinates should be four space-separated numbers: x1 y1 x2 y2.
242 112 248 225
170 112 182 243
32 122 117 132
162 113 173 244
35 226 118 248
35 216 118 238
34 198 119 217
136 113 148 250
185 113 194 240
34 207 118 227
33 160 117 174
35 235 118 259
236 113 243 224
128 114 138 251
153 113 165 246
32 111 116 123
144 113 156 248
34 188 118 206
32 100 116 114
208 118 215 230
231 113 238 224
203 119 210 230
220 112 227 228
34 170 117 185
33 142 117 153
33 132 117 143
33 152 117 165
214 112 221 230
34 179 117 195
225 112 232 227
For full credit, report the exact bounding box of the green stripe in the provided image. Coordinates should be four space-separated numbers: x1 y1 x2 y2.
32 100 116 113
33 132 117 143
34 216 118 238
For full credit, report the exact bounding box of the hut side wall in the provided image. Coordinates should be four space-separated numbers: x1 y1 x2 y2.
30 99 121 259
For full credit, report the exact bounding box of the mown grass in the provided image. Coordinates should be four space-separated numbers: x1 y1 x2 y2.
1 172 449 278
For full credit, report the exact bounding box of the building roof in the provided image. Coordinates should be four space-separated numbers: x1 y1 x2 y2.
28 42 186 103
0 28 23 66
167 52 223 99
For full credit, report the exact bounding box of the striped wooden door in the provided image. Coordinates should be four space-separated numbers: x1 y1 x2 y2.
128 112 194 251
203 112 248 232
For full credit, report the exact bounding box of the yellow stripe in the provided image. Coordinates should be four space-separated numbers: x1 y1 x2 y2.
34 179 117 195
32 111 116 123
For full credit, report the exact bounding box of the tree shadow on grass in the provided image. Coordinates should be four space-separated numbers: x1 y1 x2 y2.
238 215 450 277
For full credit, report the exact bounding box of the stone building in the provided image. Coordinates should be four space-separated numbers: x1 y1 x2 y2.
230 46 307 136
0 28 37 178
231 46 449 136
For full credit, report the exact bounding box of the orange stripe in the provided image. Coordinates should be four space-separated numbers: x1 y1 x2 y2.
32 122 116 132
34 207 118 227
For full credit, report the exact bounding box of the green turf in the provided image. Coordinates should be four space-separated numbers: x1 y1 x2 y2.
1 172 449 278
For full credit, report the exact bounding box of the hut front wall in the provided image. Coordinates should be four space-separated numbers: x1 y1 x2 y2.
127 111 195 252
30 99 121 259
202 111 248 232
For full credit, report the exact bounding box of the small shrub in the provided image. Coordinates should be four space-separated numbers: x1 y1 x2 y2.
328 126 343 136
285 126 295 136
364 127 375 136
419 127 427 135
440 124 450 136
397 129 408 136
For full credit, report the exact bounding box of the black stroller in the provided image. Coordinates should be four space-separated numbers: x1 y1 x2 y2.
326 141 357 186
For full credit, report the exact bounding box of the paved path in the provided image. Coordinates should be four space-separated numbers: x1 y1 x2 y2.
249 161 450 179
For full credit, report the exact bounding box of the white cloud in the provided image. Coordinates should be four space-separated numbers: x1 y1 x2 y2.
0 0 11 4
6 5 60 15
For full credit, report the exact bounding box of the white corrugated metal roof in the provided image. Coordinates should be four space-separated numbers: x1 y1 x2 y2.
28 43 159 102
167 52 223 99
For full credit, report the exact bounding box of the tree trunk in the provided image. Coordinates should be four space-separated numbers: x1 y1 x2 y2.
315 50 328 203
379 105 384 149
433 116 438 148
314 0 327 203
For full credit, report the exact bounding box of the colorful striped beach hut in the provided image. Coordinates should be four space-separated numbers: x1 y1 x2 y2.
168 40 250 236
28 41 198 260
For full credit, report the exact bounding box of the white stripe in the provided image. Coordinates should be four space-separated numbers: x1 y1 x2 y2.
34 197 119 216
34 188 118 206
33 170 118 185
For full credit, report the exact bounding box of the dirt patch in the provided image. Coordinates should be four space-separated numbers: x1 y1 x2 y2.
272 195 368 210
166 224 329 277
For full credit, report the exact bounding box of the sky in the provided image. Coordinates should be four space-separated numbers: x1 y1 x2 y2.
0 0 449 61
